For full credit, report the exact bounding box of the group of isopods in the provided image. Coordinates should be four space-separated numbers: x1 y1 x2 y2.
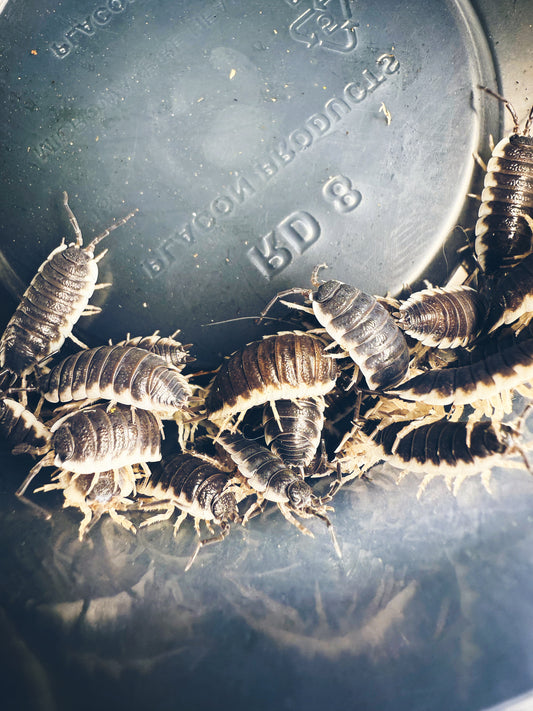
2 87 533 569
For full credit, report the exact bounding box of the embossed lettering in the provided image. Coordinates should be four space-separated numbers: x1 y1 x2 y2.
306 112 331 136
344 81 366 103
137 54 399 279
362 68 386 91
50 0 135 58
290 127 313 150
50 41 72 58
277 211 320 253
247 232 293 279
323 175 362 213
227 176 256 204
271 140 296 166
255 159 279 180
211 196 233 216
377 53 400 75
193 210 216 231
93 7 113 24
325 97 351 121
247 210 320 279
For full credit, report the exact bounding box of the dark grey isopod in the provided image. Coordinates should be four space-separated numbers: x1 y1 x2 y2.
0 192 137 384
396 285 486 348
17 403 162 506
261 270 410 390
485 252 533 332
262 396 326 471
474 89 533 274
388 335 533 407
37 344 193 417
218 430 340 556
205 332 338 425
369 417 516 471
0 397 50 450
137 452 242 569
310 279 410 389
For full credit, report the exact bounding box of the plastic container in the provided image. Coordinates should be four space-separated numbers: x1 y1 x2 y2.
0 1 532 710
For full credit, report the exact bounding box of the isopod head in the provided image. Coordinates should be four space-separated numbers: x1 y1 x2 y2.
212 491 241 524
286 479 313 510
51 426 76 467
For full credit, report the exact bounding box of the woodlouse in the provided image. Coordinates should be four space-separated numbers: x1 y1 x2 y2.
218 430 341 557
37 344 193 417
0 397 50 450
136 452 242 570
385 335 533 417
116 330 194 371
35 467 138 540
0 192 137 385
262 396 326 472
474 87 533 275
485 253 533 333
396 285 486 349
16 404 162 506
205 332 338 428
262 266 410 389
337 415 526 497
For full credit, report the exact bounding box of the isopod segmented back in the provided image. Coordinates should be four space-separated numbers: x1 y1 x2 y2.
474 89 533 274
206 332 338 425
310 279 410 389
396 285 486 349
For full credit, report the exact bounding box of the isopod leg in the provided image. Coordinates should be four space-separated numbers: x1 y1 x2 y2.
184 523 230 572
108 508 136 535
277 502 314 539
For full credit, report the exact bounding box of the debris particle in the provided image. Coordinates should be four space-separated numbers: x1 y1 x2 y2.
379 102 392 125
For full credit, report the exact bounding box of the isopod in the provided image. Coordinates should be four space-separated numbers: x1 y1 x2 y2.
116 330 194 371
386 334 533 418
262 396 326 472
37 344 193 417
0 192 137 385
136 452 242 570
485 253 533 333
16 403 162 504
217 430 341 557
0 397 50 450
205 332 338 428
474 87 533 274
35 467 138 540
261 266 410 389
396 284 486 348
337 415 527 497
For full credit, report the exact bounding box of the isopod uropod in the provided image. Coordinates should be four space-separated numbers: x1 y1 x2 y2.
0 192 137 385
261 266 410 390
